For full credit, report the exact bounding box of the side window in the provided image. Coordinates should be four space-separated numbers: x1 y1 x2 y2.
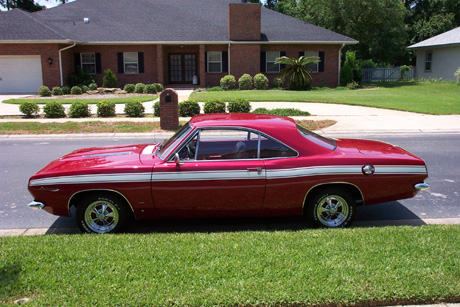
195 129 258 160
81 53 96 74
260 136 297 158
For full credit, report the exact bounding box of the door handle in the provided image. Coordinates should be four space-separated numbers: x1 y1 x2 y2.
247 167 262 175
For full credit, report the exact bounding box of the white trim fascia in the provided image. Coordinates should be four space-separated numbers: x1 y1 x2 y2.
0 40 74 44
408 42 460 49
69 41 359 45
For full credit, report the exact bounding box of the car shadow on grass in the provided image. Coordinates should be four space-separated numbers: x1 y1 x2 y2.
45 201 425 235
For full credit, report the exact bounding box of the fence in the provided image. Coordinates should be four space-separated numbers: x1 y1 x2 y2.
360 67 415 83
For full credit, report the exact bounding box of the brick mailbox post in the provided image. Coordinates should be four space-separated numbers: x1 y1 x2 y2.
160 88 179 130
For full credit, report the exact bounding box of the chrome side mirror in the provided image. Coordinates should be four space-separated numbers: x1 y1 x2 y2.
174 153 182 167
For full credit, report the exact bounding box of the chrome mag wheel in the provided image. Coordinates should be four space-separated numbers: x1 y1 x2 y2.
84 200 120 233
315 195 350 227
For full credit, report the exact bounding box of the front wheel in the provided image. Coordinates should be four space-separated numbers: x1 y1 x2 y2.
76 193 130 234
306 188 356 228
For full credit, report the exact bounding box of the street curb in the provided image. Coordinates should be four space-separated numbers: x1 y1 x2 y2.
2 218 460 237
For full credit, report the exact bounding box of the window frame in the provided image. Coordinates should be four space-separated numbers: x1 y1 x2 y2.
304 51 319 73
425 51 432 72
124 52 139 75
80 52 96 75
207 51 222 73
266 51 280 73
169 127 299 162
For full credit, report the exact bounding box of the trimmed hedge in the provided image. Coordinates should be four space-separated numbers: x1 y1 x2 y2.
254 73 269 90
69 101 91 118
153 101 160 117
220 75 236 90
144 84 157 94
124 101 145 117
96 100 116 117
134 83 146 94
238 74 253 90
43 101 66 118
38 86 51 97
52 87 63 96
70 86 83 95
124 84 135 93
153 83 164 92
19 101 40 117
204 99 226 113
227 99 251 113
179 100 201 117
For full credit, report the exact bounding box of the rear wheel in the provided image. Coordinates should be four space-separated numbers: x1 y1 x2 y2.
76 193 130 234
306 188 356 228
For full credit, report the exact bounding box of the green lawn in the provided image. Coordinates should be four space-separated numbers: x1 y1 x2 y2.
3 95 157 105
190 82 460 115
1 225 460 306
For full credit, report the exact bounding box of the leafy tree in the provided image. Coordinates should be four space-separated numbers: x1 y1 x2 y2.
0 0 44 11
275 55 320 90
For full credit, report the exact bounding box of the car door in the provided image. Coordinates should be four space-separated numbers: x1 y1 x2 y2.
151 128 266 218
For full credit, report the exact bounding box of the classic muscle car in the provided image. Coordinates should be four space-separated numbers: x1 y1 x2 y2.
27 113 429 233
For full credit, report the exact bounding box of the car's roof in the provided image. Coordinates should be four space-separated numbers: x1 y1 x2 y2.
190 113 296 129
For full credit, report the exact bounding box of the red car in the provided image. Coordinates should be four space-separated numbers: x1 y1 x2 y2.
28 114 429 233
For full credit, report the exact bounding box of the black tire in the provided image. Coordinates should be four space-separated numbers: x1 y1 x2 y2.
306 188 356 228
76 193 130 234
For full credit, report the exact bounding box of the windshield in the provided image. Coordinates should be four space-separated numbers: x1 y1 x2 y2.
158 123 193 160
297 124 337 150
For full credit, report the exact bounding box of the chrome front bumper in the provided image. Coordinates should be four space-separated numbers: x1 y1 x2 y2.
414 183 430 191
28 201 45 210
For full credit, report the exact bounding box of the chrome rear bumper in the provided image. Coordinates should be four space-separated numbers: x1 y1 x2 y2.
28 201 45 210
414 183 430 191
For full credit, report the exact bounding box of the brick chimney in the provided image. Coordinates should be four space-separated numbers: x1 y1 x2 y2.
228 2 261 41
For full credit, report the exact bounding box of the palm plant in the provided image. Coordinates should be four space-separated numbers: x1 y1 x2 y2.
275 56 320 90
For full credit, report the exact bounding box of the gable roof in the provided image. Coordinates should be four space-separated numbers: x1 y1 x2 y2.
408 26 460 49
1 0 357 44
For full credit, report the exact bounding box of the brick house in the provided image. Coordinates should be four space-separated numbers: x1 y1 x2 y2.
0 0 357 93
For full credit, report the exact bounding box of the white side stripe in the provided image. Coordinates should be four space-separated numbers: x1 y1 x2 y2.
29 165 427 186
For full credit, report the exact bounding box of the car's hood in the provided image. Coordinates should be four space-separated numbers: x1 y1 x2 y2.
32 144 156 178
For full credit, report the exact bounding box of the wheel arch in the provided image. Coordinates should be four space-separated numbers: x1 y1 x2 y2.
302 182 364 214
68 189 136 218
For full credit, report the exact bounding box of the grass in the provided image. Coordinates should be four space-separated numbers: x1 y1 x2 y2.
190 82 460 115
0 118 334 134
1 225 460 306
3 95 157 105
0 121 165 134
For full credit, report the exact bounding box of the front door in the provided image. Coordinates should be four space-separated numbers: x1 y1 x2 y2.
169 54 197 84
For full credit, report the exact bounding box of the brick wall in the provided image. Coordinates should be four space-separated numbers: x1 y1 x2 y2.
230 44 261 81
228 3 261 41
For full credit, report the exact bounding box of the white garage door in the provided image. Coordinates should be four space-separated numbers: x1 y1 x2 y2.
0 56 43 94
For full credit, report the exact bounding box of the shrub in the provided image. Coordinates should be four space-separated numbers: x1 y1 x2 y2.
52 86 63 96
272 75 286 89
153 101 160 117
346 81 359 90
153 83 164 92
102 69 117 88
254 73 269 90
69 101 91 118
61 85 71 95
81 85 89 93
70 86 83 95
144 84 157 94
220 75 236 90
124 101 145 117
238 74 253 90
88 82 98 90
38 86 51 97
204 99 226 113
68 67 94 87
206 86 224 92
134 83 146 94
97 100 116 117
252 108 310 116
124 84 135 93
227 99 251 113
455 67 460 82
340 64 354 87
43 101 66 118
179 100 201 117
19 101 40 117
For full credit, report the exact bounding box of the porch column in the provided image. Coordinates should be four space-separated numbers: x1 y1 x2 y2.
156 44 164 85
199 44 206 87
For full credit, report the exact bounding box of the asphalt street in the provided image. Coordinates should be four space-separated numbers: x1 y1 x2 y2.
1 133 459 232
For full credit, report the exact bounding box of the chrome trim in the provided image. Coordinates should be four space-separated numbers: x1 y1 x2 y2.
67 189 136 217
301 182 365 212
414 183 430 190
28 201 45 210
